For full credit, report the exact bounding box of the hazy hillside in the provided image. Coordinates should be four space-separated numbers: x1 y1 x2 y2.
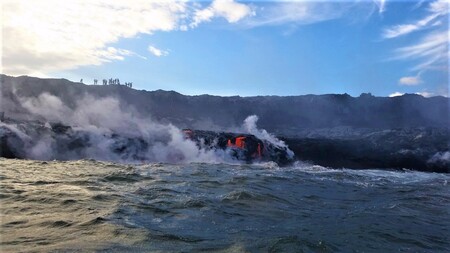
1 74 449 135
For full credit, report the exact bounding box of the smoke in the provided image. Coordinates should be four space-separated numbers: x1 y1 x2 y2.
243 115 294 158
3 92 234 163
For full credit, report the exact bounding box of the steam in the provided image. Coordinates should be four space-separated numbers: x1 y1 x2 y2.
1 84 295 164
428 151 450 165
243 115 294 158
4 92 233 163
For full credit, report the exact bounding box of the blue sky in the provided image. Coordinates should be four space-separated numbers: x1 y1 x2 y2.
3 0 449 97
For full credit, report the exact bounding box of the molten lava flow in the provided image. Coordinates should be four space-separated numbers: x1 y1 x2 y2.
235 136 246 149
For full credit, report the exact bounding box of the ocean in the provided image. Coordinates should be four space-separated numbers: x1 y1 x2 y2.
1 158 449 252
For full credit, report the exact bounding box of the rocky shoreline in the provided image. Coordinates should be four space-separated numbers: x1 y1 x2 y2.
1 118 448 172
283 128 450 173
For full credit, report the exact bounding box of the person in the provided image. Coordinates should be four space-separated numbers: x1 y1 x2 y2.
94 79 98 85
80 79 83 83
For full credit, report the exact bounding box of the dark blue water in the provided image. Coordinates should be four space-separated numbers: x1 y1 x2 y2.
1 159 449 252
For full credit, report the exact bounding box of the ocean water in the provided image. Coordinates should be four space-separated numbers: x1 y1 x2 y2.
1 158 449 252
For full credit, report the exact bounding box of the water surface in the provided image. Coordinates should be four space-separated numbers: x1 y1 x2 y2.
1 159 449 252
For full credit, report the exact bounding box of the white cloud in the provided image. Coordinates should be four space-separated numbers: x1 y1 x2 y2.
429 0 450 15
212 0 254 23
148 46 168 57
389 92 404 97
399 76 422 86
2 0 186 75
190 0 254 28
415 91 433 97
192 8 216 28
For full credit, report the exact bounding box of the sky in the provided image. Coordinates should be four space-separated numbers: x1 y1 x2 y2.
2 0 449 97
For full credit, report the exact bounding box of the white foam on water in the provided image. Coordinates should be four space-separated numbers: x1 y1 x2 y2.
290 161 450 186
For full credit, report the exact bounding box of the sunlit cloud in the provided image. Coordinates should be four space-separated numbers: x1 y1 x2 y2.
399 76 422 86
2 0 257 76
389 92 404 97
190 0 254 28
2 0 187 76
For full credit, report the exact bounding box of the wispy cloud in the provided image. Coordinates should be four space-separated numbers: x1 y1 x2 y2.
412 0 428 10
382 0 449 39
148 46 169 57
394 30 448 71
384 0 449 78
242 1 351 28
382 13 440 39
241 1 387 29
373 0 386 14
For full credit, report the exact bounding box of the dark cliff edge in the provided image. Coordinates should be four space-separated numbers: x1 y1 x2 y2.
1 74 449 172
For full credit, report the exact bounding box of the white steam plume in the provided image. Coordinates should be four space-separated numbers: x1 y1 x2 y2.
243 115 294 158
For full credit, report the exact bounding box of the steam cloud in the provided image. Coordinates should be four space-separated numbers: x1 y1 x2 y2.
3 92 233 163
2 93 289 164
243 115 294 158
